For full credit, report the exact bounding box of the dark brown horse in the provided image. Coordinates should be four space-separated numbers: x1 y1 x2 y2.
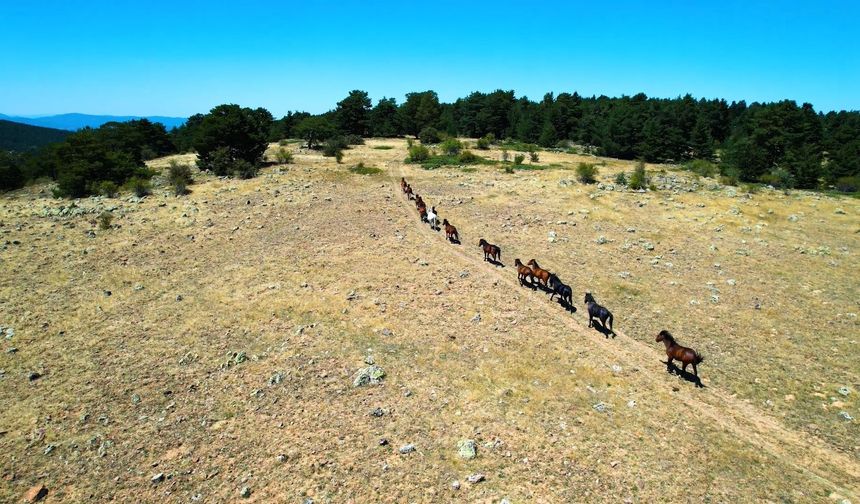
478 239 501 262
514 259 535 286
584 292 614 335
656 330 704 378
415 195 425 210
418 205 428 222
526 259 551 288
400 177 407 192
405 184 415 200
442 219 459 243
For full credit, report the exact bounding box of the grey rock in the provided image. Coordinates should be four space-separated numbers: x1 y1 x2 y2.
131 394 141 404
788 214 799 222
595 235 608 245
268 371 284 386
838 387 850 396
364 355 375 365
593 402 608 413
346 290 358 300
370 407 385 417
548 231 557 243
642 242 655 251
352 365 385 387
133 283 144 291
459 271 469 278
471 313 481 323
380 328 393 337
451 480 461 490
457 439 477 460
239 486 251 498
151 473 165 484
466 473 486 484
838 411 854 421
277 454 287 463
399 444 416 454
834 208 846 215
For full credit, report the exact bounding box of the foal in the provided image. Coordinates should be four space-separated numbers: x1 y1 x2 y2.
548 273 573 305
478 239 501 262
526 259 551 288
584 292 614 335
656 330 704 379
514 259 535 286
442 219 459 243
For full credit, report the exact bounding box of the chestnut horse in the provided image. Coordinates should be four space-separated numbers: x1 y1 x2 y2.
442 219 459 243
400 177 408 192
514 259 535 286
478 239 501 262
656 330 704 379
418 205 428 222
405 184 415 200
526 259 551 288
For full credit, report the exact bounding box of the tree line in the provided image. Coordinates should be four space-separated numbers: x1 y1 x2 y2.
2 90 858 195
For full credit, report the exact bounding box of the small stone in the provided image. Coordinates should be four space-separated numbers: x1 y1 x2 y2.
548 231 557 243
788 214 799 222
277 454 287 463
459 271 469 278
175 295 183 301
593 402 607 413
131 393 141 404
28 371 42 382
726 279 736 286
23 485 48 503
379 438 389 446
268 372 284 386
595 235 608 245
133 283 144 291
451 480 461 490
43 444 56 455
239 486 251 498
618 271 631 279
370 407 385 417
838 411 854 421
466 473 486 484
642 242 655 251
627 400 637 408
471 313 481 323
151 473 165 484
418 259 428 266
364 355 375 365
611 365 622 374
352 365 385 387
399 444 416 454
457 439 477 460
834 208 846 215
626 227 636 233
837 387 850 396
346 290 358 300
103 290 112 297
380 328 393 337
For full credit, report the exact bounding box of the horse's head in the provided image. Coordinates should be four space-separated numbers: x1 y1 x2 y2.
478 239 487 247
527 259 538 268
514 259 523 266
584 292 594 303
442 219 449 225
656 330 673 343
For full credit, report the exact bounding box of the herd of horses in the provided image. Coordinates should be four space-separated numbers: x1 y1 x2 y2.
399 177 705 386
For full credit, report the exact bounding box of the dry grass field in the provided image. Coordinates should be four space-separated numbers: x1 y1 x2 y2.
1 138 858 503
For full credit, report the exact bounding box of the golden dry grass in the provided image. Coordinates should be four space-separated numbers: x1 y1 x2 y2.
0 138 858 502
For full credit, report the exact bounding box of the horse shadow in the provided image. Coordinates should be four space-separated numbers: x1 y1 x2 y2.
448 237 461 245
588 320 615 338
519 280 539 291
485 258 505 268
663 360 705 388
557 299 577 313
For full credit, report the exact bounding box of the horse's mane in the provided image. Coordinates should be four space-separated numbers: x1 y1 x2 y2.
660 330 675 342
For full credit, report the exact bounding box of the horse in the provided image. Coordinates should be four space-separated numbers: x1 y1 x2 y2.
415 195 425 210
526 259 551 288
442 219 459 243
427 206 439 231
514 259 535 286
418 205 428 222
400 177 408 192
548 273 573 305
656 330 704 379
405 185 415 200
478 239 501 263
584 292 614 336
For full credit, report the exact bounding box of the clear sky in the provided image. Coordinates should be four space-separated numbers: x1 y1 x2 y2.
1 0 857 117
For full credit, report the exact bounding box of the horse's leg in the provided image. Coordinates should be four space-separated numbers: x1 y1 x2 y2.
666 358 674 373
692 363 698 377
682 362 689 373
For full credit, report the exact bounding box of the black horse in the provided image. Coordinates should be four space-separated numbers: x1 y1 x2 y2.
584 292 614 336
548 273 573 306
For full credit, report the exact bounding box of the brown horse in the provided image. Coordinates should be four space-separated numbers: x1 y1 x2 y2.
656 330 704 379
405 184 415 200
514 259 535 286
400 177 408 192
418 205 428 222
442 219 459 243
478 239 501 262
526 259 551 288
415 195 425 209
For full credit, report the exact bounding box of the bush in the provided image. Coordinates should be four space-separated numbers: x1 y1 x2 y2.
194 104 271 176
504 165 514 174
514 154 525 165
501 149 510 162
344 134 364 146
275 148 293 164
529 151 540 163
458 150 480 164
349 162 382 175
742 183 760 194
167 161 193 195
124 176 151 197
576 162 598 184
628 162 648 190
323 136 347 159
615 172 628 186
94 180 119 197
684 159 719 178
407 144 431 162
476 136 491 150
335 151 344 164
278 139 290 147
759 167 794 189
97 211 113 230
418 127 442 144
440 138 462 155
649 183 658 191
835 176 859 193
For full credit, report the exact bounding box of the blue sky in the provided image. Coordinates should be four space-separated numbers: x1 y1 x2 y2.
1 0 857 117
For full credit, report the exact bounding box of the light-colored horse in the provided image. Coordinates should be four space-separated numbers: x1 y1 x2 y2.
427 206 439 231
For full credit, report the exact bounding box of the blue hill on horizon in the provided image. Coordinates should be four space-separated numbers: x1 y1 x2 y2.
0 113 187 131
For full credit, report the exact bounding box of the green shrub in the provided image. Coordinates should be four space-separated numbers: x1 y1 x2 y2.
344 134 364 146
124 176 151 197
576 162 598 184
529 151 540 163
514 153 525 165
649 183 658 191
97 211 113 230
759 167 794 189
615 172 628 186
684 159 719 178
373 145 393 150
440 138 462 155
835 176 859 193
742 183 760 194
406 138 414 148
349 162 382 175
418 127 442 144
278 139 290 147
323 136 348 157
167 161 193 195
504 165 514 174
476 136 491 150
94 180 119 197
458 150 480 163
407 144 431 162
234 159 258 178
629 162 648 190
275 148 293 164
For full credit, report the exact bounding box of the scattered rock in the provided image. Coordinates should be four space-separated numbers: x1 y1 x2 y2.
837 387 850 396
457 439 477 460
618 271 631 279
352 365 385 387
268 372 285 386
788 214 799 222
399 444 416 454
151 473 165 484
277 454 287 463
642 241 655 251
627 400 637 408
364 355 375 365
451 480 461 490
626 227 636 233
834 208 846 215
370 407 385 417
379 438 389 446
43 444 55 455
471 313 481 324
466 473 486 484
28 371 42 382
459 271 469 278
595 235 608 245
133 283 144 291
22 485 48 503
175 295 183 301
380 328 393 337
346 290 358 300
592 402 608 413
239 486 251 498
548 231 557 243
131 393 141 404
838 411 854 421
726 279 736 286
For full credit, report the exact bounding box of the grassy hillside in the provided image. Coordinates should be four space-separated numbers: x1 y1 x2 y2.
0 140 857 502
0 119 70 151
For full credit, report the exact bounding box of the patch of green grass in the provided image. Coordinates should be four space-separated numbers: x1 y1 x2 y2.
372 145 394 150
499 162 550 171
348 162 382 175
461 167 477 173
416 154 492 170
499 140 540 152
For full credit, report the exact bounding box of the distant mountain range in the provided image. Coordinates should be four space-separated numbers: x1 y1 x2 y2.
0 119 71 151
0 113 187 131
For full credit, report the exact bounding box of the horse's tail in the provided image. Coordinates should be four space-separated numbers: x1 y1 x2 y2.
695 353 704 364
607 312 614 331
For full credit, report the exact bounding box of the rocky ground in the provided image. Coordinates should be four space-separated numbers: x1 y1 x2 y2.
1 139 858 502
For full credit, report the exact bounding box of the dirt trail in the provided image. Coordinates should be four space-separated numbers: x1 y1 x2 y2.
391 161 860 499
